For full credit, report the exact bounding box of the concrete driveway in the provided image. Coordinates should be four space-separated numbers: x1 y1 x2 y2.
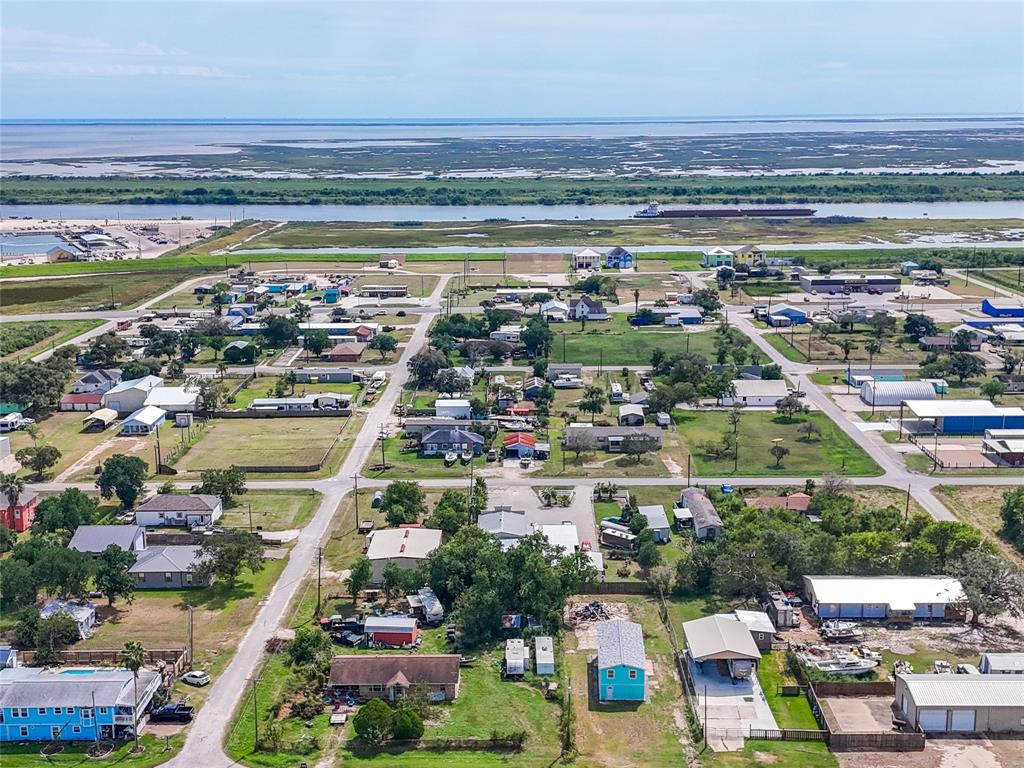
688 658 778 751
489 484 599 547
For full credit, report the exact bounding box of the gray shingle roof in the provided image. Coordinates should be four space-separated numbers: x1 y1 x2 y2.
68 525 145 554
681 488 723 530
597 619 646 669
136 494 221 513
422 428 484 445
478 507 528 538
0 667 159 708
129 545 205 574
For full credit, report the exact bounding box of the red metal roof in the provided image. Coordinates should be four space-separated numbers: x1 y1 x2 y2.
61 392 103 404
503 432 536 447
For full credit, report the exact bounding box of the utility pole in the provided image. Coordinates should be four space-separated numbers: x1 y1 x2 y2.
316 547 323 617
92 691 99 748
353 474 360 533
247 503 253 534
187 606 194 664
250 678 260 749
905 484 911 521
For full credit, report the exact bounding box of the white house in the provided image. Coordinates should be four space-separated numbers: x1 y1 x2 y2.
722 379 790 408
489 324 524 343
120 405 167 435
144 386 199 414
572 248 602 271
534 522 579 555
72 369 121 394
569 295 609 321
435 398 472 420
134 494 223 527
102 375 164 414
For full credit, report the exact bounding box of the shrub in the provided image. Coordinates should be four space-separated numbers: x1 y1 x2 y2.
392 707 424 740
352 698 394 743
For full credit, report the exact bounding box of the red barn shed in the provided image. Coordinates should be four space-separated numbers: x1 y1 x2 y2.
364 616 419 647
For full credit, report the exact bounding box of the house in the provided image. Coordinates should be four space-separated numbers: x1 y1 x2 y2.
226 303 257 319
570 295 609 321
0 666 161 743
979 653 1024 675
502 432 536 458
1 489 39 533
637 505 670 542
435 398 472 420
40 599 96 640
730 610 777 652
69 525 147 555
293 368 357 384
701 244 766 268
572 248 602 271
59 392 104 412
860 380 937 407
994 374 1024 394
547 363 583 382
144 386 199 414
130 545 209 588
46 244 80 262
489 324 524 343
523 377 546 400
250 393 350 413
535 523 579 556
980 298 1024 318
802 575 965 622
919 333 982 352
683 615 761 679
120 405 166 435
505 639 528 676
324 342 365 362
894 674 1024 733
604 246 634 269
899 260 920 275
746 492 811 513
701 246 737 267
679 488 722 540
540 299 569 322
102 375 164 414
663 306 704 325
722 379 789 408
134 494 223 527
365 527 443 581
477 506 529 547
596 619 647 702
364 616 419 648
420 428 485 457
73 369 121 394
223 340 256 364
564 424 663 453
901 400 1024 435
618 404 646 426
535 637 555 675
982 430 1024 466
767 304 808 327
328 655 460 703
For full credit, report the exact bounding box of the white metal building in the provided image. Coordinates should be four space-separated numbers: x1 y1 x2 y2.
803 575 965 621
722 379 789 407
859 380 937 407
895 674 1024 733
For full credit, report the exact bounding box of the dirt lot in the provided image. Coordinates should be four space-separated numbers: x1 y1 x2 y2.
838 737 1024 768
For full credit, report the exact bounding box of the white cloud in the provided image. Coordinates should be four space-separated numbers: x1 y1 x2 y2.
3 61 236 78
1 26 172 56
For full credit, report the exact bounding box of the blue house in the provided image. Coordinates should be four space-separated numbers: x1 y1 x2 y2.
0 666 161 742
226 303 257 318
766 304 807 326
899 260 920 276
323 288 341 304
604 247 634 269
596 619 647 702
981 298 1024 318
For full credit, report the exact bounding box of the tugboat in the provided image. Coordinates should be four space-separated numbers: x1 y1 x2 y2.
633 200 816 219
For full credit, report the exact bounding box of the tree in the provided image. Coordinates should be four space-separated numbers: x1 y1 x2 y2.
193 378 227 411
905 313 939 340
769 444 790 468
34 613 82 666
304 329 330 358
620 433 660 464
207 334 227 360
352 698 394 743
579 385 606 423
121 360 157 380
178 331 203 361
1000 487 1024 551
434 368 470 395
563 428 596 462
1002 353 1022 375
407 348 448 386
291 302 312 323
121 641 146 752
691 288 722 315
951 549 1024 626
0 522 16 554
287 625 334 667
87 332 129 366
348 556 372 602
1 473 26 515
980 378 1006 403
636 540 661 571
775 394 808 421
864 338 882 368
145 330 180 361
951 329 974 352
96 455 148 508
797 421 822 442
381 481 427 525
838 339 856 361
95 544 136 607
520 318 553 358
193 531 264 586
392 708 424 739
947 352 985 383
0 558 36 611
866 315 896 339
263 315 300 347
368 333 398 360
37 547 95 600
194 466 247 504
427 489 469 536
32 489 98 535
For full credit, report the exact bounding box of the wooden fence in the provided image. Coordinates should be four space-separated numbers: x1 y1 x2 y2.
20 648 190 676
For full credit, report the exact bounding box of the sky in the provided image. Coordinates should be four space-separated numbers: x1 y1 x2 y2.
1 0 1022 121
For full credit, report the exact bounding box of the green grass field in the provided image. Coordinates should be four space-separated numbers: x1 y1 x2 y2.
676 410 882 477
0 319 104 361
218 489 321 532
0 735 185 768
549 320 719 366
0 270 201 314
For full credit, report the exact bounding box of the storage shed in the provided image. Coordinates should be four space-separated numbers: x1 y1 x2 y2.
534 636 555 675
364 616 419 648
637 505 670 542
860 379 937 407
979 652 1024 675
895 674 1024 733
682 614 760 679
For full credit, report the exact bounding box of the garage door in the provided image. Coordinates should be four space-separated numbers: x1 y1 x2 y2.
950 709 976 731
919 709 947 732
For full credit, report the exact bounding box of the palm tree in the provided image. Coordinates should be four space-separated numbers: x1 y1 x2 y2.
540 487 559 507
633 289 640 315
865 339 882 369
839 340 856 362
1 473 25 517
120 641 146 752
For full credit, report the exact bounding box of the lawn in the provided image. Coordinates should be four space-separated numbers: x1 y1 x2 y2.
353 273 438 298
6 411 134 480
550 321 718 367
762 326 931 365
364 435 485 479
676 410 882 477
0 735 185 768
229 377 361 410
0 270 201 315
218 489 321 532
174 417 349 475
932 485 1022 566
0 319 104 362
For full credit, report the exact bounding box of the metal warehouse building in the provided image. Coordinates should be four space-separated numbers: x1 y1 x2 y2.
901 399 1024 435
859 380 936 407
895 675 1024 733
798 273 901 294
803 575 965 621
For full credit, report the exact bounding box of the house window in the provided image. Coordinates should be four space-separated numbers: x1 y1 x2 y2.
82 708 93 719
628 670 637 680
164 572 173 583
19 726 28 738
73 726 81 734
38 708 47 715
54 707 62 715
99 707 108 715
137 574 145 583
18 708 28 718
186 573 193 584
368 684 385 693
606 669 614 679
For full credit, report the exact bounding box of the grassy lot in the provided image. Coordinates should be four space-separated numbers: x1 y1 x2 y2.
762 326 931 365
174 417 349 475
229 376 361 410
975 268 1024 296
550 321 719 366
80 557 287 710
0 319 104 362
0 735 185 768
353 273 438 298
676 410 882 477
932 485 1022 566
0 270 202 314
364 435 486 479
6 411 136 480
219 489 321 532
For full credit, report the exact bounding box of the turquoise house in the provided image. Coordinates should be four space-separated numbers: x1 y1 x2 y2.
597 619 647 702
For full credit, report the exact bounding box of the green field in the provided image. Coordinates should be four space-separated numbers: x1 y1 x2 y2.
229 377 361 410
218 489 321 532
0 318 104 361
0 735 185 768
548 318 720 366
0 270 201 314
676 410 882 477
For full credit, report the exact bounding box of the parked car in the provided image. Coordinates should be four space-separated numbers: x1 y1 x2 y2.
181 670 211 687
519 456 533 469
396 310 407 317
580 540 592 552
486 449 497 462
148 703 194 723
